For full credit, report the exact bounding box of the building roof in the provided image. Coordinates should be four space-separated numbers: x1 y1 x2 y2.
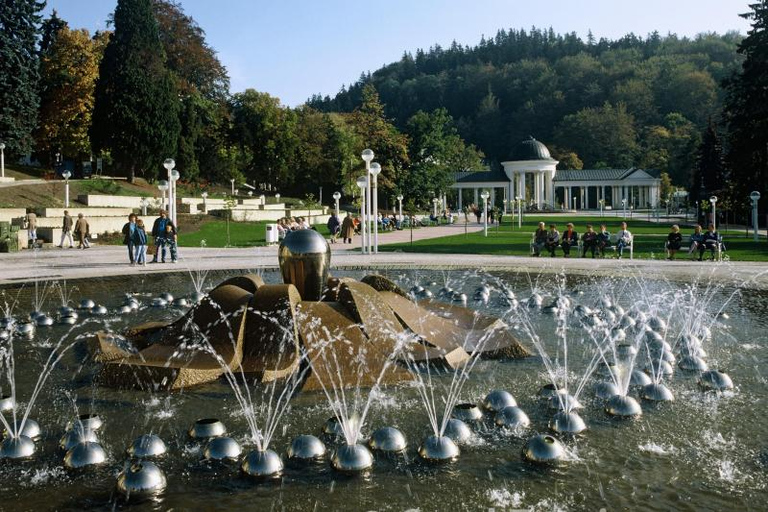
553 168 661 182
454 168 510 184
510 137 556 161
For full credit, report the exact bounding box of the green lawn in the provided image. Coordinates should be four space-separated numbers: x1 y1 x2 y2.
380 215 768 261
178 220 330 248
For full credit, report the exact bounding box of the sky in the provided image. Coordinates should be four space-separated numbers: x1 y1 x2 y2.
44 0 752 107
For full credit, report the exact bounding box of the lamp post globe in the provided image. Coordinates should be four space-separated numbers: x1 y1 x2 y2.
361 149 374 163
163 159 175 172
333 192 341 215
62 170 72 207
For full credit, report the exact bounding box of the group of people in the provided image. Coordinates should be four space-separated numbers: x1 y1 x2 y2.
666 223 721 261
533 221 632 258
50 210 91 249
120 210 178 265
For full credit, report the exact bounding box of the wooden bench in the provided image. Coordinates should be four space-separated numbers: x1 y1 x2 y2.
668 234 723 261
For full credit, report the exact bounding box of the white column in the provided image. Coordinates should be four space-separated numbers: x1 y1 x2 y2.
474 188 479 206
546 171 554 207
458 188 463 210
565 187 571 210
519 173 526 205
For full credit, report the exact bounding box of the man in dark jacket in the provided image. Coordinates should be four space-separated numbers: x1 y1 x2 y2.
150 211 170 263
561 223 578 257
58 210 74 248
327 213 340 243
122 213 137 264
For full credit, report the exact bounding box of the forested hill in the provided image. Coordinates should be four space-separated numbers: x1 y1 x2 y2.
307 28 743 186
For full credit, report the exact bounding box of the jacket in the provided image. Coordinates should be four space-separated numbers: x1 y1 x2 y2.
152 217 176 238
62 214 73 232
122 222 136 245
341 216 355 238
562 230 578 244
327 215 340 234
132 227 147 245
74 218 89 236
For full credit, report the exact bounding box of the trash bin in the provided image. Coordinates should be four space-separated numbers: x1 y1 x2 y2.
265 223 279 244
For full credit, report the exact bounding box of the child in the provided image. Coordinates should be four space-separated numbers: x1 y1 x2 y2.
160 223 178 263
133 219 148 266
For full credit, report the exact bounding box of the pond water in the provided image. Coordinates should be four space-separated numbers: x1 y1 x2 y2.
0 268 766 511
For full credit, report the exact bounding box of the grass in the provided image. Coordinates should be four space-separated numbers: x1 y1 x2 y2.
178 219 331 248
380 215 768 261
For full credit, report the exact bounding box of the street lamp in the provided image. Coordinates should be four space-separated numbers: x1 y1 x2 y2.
157 180 169 212
480 190 490 237
432 197 439 218
0 142 5 178
710 196 718 231
163 159 175 223
621 198 627 219
356 176 368 254
275 193 281 204
396 194 403 222
750 191 761 242
230 178 235 196
515 195 522 229
140 197 148 216
333 191 341 215
361 149 374 255
370 162 381 253
62 170 71 207
201 191 208 214
169 168 180 226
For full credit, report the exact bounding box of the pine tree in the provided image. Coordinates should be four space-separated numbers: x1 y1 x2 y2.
723 1 768 211
90 0 180 181
0 0 45 156
691 120 725 204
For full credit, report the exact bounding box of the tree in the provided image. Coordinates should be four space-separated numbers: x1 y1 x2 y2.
39 9 67 54
555 102 638 168
691 120 725 204
723 1 768 212
403 108 483 206
349 84 409 195
35 27 108 165
0 0 45 157
90 0 180 181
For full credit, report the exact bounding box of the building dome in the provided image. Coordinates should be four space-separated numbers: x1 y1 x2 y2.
510 137 553 161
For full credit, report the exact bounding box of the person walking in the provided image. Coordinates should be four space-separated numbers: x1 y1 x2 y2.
327 213 340 243
25 209 37 249
340 212 355 244
74 213 90 249
58 210 74 248
122 213 138 265
133 219 148 265
150 210 171 263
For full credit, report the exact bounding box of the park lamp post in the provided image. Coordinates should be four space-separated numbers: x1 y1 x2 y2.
361 149 374 255
599 198 604 217
140 197 148 216
396 194 403 222
432 197 439 218
157 180 169 212
170 168 180 226
515 195 522 229
201 191 208 214
333 191 341 215
621 198 627 219
0 142 5 178
61 170 71 208
751 191 761 242
356 176 368 254
163 159 175 221
275 193 281 204
230 178 235 196
710 196 718 231
370 162 381 253
480 190 490 237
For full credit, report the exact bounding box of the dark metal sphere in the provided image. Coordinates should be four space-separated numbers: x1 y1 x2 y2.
117 305 133 314
629 369 652 387
331 444 374 473
287 434 326 460
241 449 284 478
68 413 103 432
58 315 77 325
547 394 582 411
173 298 189 307
127 434 167 458
91 305 108 316
188 418 226 439
418 435 459 462
650 349 676 364
541 304 559 315
549 411 587 435
58 306 75 317
157 292 173 303
278 229 331 301
641 383 675 402
0 317 15 330
117 461 167 497
64 441 107 469
679 344 707 358
79 299 95 310
594 381 620 400
29 310 44 321
5 419 41 440
60 428 99 452
527 294 543 308
451 292 467 303
15 322 35 337
368 427 407 453
0 329 8 341
35 315 53 327
494 406 530 430
322 416 345 437
483 390 517 412
646 360 674 376
438 287 453 296
203 436 242 461
123 298 140 310
647 316 667 333
619 315 636 329
522 434 565 463
615 344 637 358
0 435 36 459
150 298 168 308
443 418 473 444
539 383 565 399
596 361 617 378
0 394 14 412
678 355 709 372
605 395 642 418
191 292 206 303
699 370 734 391
451 403 483 422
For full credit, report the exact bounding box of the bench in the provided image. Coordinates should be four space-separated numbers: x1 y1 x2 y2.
529 233 583 257
666 235 724 261
605 234 633 259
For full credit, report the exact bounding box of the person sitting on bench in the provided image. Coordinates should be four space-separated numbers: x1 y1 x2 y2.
701 223 721 261
561 223 578 257
532 222 547 257
666 224 682 260
597 224 611 258
581 224 598 258
616 222 632 259
546 224 560 257
689 224 704 257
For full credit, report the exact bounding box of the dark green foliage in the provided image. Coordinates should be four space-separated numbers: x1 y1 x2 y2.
723 1 768 213
308 28 742 183
0 0 45 156
90 0 180 181
691 120 725 204
39 8 66 53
